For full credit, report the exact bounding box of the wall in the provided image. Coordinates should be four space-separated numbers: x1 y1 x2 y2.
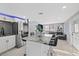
64 21 70 44
43 23 64 33
64 11 79 45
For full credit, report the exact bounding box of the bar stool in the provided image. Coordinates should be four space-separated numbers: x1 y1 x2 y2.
48 34 58 56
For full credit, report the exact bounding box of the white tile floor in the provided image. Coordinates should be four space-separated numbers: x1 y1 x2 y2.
1 40 79 56
52 40 79 56
54 40 78 53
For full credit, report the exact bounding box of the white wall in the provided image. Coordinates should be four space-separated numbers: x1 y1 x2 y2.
64 20 72 44
43 23 64 33
64 11 79 45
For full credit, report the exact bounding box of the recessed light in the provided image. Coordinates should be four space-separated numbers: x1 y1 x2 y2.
38 12 43 15
62 6 67 9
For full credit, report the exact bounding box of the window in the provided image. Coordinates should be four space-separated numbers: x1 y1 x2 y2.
44 25 49 31
75 24 79 33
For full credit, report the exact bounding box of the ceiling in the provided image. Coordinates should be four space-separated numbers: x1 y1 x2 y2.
0 3 79 24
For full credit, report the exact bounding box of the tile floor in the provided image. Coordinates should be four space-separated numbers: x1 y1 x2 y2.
1 46 25 56
1 40 79 56
52 40 79 56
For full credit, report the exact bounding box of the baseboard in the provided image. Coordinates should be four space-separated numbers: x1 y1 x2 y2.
0 47 16 56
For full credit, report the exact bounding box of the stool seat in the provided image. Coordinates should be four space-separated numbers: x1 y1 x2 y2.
22 39 26 41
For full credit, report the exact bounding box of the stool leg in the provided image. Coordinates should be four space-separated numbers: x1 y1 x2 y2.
24 54 26 56
48 46 53 56
48 46 56 56
23 40 27 56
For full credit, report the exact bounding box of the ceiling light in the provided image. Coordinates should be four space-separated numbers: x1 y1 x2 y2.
38 12 43 15
62 6 67 9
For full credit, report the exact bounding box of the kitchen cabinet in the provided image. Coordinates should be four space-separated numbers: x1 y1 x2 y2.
7 35 16 50
0 37 7 53
0 35 16 54
71 20 79 50
72 33 79 50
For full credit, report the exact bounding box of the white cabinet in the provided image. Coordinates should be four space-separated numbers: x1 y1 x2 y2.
26 41 50 56
40 44 50 56
26 41 41 56
72 33 79 50
0 35 16 54
0 37 7 53
7 35 16 49
0 39 2 53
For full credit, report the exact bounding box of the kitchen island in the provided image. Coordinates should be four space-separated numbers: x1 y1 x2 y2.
24 34 54 56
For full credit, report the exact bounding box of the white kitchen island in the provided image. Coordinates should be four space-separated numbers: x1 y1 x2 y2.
25 34 53 56
26 40 50 56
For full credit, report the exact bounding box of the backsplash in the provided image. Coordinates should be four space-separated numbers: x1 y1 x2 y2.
0 21 13 36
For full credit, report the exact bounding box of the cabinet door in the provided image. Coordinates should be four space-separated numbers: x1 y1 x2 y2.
72 34 79 50
7 35 16 49
72 34 76 47
26 41 50 56
41 44 49 56
26 41 41 56
75 36 79 50
0 38 3 53
0 37 7 53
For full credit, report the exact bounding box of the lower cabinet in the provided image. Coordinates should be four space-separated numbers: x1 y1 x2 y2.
72 33 79 50
0 35 16 54
0 37 7 53
7 35 16 50
26 41 50 56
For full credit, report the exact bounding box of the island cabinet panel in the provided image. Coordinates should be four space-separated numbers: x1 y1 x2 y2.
0 35 16 54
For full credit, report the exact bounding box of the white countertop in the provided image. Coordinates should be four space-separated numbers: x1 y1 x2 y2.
23 34 52 45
